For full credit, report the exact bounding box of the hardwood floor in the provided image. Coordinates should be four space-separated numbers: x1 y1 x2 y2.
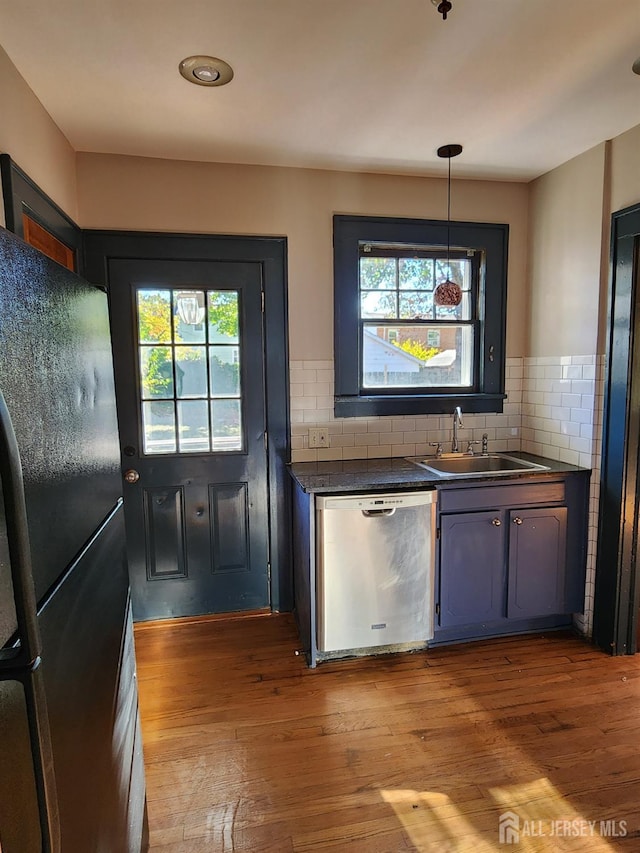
135 614 640 852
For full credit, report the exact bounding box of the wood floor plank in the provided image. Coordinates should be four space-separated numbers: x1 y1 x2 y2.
137 614 640 851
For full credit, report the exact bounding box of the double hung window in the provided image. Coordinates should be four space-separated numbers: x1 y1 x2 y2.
334 215 509 417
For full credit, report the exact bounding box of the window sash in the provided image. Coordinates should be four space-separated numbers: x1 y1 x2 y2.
360 319 480 393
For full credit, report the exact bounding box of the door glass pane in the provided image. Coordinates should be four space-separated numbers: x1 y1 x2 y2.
211 399 242 450
142 401 177 454
177 400 210 452
175 346 207 398
362 323 474 389
210 347 240 397
136 287 244 456
137 290 172 343
140 347 174 398
208 291 239 342
173 291 206 342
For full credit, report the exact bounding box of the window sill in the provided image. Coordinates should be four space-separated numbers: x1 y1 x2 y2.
334 393 506 419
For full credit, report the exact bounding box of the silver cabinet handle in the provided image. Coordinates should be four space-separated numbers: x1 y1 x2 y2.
513 517 523 525
124 469 140 484
492 518 501 526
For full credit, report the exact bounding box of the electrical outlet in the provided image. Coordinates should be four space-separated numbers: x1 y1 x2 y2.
309 428 329 448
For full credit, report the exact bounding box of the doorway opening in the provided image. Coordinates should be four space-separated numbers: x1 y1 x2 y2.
593 203 640 654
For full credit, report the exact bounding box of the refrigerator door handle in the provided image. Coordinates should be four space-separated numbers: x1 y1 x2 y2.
0 391 42 669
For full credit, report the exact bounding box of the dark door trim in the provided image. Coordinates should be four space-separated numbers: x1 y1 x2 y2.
82 230 292 613
593 202 640 654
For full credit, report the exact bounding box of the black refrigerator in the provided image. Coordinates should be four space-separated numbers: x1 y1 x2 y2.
0 227 146 852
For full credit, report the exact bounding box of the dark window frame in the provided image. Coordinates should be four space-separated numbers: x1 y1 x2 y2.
334 214 509 417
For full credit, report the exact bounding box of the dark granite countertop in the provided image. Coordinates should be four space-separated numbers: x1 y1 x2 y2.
289 452 590 494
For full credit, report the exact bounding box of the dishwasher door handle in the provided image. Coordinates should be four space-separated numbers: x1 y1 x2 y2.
361 508 396 517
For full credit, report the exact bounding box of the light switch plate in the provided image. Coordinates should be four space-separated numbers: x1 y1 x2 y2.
309 428 329 448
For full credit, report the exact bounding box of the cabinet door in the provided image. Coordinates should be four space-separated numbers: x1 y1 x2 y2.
439 511 505 627
507 507 567 618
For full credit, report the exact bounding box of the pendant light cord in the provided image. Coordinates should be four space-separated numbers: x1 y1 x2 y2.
447 154 451 276
437 143 462 279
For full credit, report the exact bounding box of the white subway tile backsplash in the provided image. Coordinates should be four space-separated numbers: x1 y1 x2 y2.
571 380 592 395
561 393 581 408
570 436 591 454
570 407 592 424
290 368 317 383
368 445 392 458
305 381 332 397
543 366 563 379
561 421 581 436
354 432 380 446
562 365 583 380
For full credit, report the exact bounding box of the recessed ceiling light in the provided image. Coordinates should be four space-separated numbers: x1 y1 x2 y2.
179 55 233 87
633 56 640 75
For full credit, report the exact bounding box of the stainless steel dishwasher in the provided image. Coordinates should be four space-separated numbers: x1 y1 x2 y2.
316 491 437 654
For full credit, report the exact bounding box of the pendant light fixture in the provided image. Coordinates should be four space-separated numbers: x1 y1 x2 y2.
431 0 453 20
434 144 463 307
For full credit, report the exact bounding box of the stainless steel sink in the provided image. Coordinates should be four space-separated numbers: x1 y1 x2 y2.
410 453 550 477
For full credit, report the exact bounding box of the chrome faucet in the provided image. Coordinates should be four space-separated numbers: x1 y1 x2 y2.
452 406 463 453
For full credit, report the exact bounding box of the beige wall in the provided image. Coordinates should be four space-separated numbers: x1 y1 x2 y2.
527 143 607 358
76 153 529 361
0 45 77 223
610 123 640 213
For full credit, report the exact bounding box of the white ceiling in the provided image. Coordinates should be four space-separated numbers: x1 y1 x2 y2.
1 0 639 182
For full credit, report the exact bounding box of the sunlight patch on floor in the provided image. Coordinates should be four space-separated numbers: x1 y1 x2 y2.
381 788 500 852
382 779 620 851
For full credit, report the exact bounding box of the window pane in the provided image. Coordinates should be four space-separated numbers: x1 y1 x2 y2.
140 347 174 399
435 258 470 288
177 400 210 452
174 346 207 398
399 292 434 319
362 324 474 389
435 291 472 321
360 291 397 319
399 258 434 290
138 290 172 343
359 257 397 290
210 347 240 397
142 401 176 454
211 399 242 451
208 292 239 343
173 290 206 343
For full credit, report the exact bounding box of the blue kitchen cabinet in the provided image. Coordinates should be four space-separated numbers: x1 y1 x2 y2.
507 507 567 619
439 511 505 627
434 473 589 643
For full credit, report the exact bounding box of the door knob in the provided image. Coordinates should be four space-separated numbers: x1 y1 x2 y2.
123 469 140 484
491 518 501 526
513 517 523 525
